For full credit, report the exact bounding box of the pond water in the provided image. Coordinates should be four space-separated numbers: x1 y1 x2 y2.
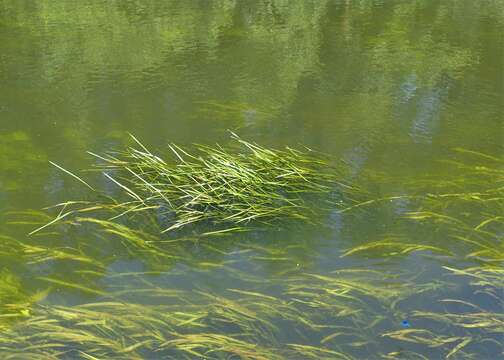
0 1 503 359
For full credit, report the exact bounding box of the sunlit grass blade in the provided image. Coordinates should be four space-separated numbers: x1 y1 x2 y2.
49 161 95 191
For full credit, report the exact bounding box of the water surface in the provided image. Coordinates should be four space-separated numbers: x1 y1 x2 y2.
0 1 503 359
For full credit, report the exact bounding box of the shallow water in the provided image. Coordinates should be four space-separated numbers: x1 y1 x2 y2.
0 1 503 359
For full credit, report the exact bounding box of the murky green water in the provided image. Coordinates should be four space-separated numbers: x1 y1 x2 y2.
1 1 503 359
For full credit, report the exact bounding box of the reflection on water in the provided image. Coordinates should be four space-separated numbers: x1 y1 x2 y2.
0 0 503 358
410 86 443 144
407 77 451 145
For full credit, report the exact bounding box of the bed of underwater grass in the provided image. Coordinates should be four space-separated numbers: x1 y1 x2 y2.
0 137 502 359
29 132 357 237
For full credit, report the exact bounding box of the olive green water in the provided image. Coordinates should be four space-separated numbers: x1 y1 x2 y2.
0 1 503 359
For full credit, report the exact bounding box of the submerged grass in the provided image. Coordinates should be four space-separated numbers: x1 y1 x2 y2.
1 144 502 359
32 132 358 236
339 148 503 262
0 256 501 359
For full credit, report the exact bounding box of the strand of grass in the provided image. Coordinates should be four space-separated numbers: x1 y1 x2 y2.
28 210 74 236
102 173 143 203
200 227 247 237
15 241 104 268
37 277 105 296
107 202 159 221
336 195 422 214
49 161 95 191
125 166 173 207
75 217 180 260
443 266 504 288
382 328 465 347
453 148 503 162
27 200 115 236
474 216 504 231
340 238 452 257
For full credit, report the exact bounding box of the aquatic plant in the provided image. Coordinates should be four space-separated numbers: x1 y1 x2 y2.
2 146 502 359
337 148 503 263
32 132 357 236
1 253 501 359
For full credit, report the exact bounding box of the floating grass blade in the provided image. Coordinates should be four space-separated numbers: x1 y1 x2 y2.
49 161 95 191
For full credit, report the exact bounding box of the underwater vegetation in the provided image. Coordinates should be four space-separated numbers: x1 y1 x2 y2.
30 132 359 237
0 237 501 359
0 139 502 359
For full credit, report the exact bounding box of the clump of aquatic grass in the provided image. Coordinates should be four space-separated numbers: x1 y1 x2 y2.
3 145 501 359
338 148 503 212
1 262 478 359
0 236 501 360
0 268 48 331
0 281 357 359
96 132 341 231
0 266 393 359
33 132 356 236
443 265 504 298
337 148 503 263
381 329 473 358
340 234 453 258
382 265 504 359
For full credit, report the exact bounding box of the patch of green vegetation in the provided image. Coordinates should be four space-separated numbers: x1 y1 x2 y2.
0 146 502 359
339 148 503 262
0 267 48 331
0 257 500 359
31 133 358 236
